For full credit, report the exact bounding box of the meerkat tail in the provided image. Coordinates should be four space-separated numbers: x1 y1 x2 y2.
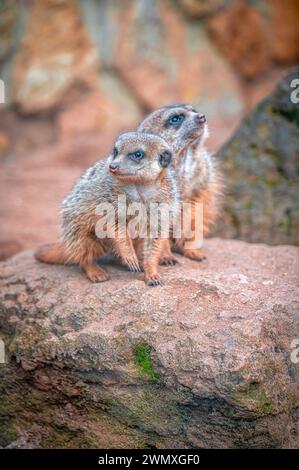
34 242 66 265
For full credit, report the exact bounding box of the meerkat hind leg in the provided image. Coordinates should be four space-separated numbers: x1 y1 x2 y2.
79 238 110 282
181 247 206 262
173 240 206 262
159 239 179 266
82 262 109 283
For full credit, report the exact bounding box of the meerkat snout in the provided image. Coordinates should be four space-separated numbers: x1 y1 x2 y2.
109 162 119 173
159 150 172 168
195 113 206 124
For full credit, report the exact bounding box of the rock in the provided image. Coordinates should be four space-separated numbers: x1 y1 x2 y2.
208 0 299 79
214 69 299 245
0 0 18 63
12 0 98 113
269 0 299 64
114 0 244 123
244 68 288 111
0 0 245 153
178 0 226 18
0 238 298 448
208 0 271 79
57 89 142 140
1 0 299 157
0 240 22 262
7 0 142 140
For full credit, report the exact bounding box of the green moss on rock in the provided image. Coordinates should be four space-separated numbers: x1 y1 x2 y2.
134 343 160 382
232 383 274 416
0 416 18 447
256 392 273 415
41 427 93 449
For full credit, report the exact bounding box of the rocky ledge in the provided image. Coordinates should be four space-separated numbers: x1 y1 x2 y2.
0 238 298 448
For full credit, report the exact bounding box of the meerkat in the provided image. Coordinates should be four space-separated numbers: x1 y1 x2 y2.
138 104 221 264
35 132 179 286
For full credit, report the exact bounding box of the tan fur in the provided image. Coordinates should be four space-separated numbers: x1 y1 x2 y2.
35 242 66 265
138 104 222 261
35 132 179 286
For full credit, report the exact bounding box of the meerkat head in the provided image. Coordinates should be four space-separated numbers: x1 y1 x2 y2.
107 132 173 184
138 104 208 155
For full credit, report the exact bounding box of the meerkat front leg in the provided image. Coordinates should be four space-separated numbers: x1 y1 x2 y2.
143 238 164 286
112 235 141 272
82 262 110 282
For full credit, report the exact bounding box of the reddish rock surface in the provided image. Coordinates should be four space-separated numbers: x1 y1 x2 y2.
208 0 299 79
178 0 225 18
208 0 271 79
12 0 98 113
269 0 299 64
0 238 298 448
2 0 296 158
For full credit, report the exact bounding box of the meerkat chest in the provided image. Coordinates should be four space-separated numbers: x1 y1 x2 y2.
179 148 197 182
126 185 160 204
178 146 210 197
124 185 141 202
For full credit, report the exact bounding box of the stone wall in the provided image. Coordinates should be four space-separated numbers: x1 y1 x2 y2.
1 0 298 154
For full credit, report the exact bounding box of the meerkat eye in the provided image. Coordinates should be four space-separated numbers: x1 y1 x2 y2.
113 147 118 158
129 150 145 161
167 113 185 127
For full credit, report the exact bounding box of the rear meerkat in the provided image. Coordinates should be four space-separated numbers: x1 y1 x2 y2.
138 104 221 263
35 132 179 286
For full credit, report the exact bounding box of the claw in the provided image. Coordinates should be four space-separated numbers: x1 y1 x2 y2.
183 249 207 262
147 275 164 287
125 258 142 272
160 256 179 266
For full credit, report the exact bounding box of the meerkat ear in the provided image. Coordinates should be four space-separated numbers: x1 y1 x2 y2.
159 150 172 168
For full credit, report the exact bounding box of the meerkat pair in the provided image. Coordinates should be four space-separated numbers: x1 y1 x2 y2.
35 104 220 286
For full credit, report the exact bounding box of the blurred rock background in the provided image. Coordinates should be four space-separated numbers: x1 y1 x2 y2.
0 0 298 258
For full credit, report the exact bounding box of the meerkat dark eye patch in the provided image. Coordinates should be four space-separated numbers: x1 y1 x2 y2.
128 149 145 161
113 147 118 158
159 150 172 168
165 113 185 129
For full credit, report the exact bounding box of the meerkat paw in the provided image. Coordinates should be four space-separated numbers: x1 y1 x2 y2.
159 254 179 266
84 264 110 283
123 256 142 272
183 248 207 262
145 273 164 287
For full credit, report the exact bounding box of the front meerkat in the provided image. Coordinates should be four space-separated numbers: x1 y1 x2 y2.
35 132 179 286
138 104 221 263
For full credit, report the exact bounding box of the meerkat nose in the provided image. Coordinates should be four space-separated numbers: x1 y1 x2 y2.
109 163 119 173
196 114 206 124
